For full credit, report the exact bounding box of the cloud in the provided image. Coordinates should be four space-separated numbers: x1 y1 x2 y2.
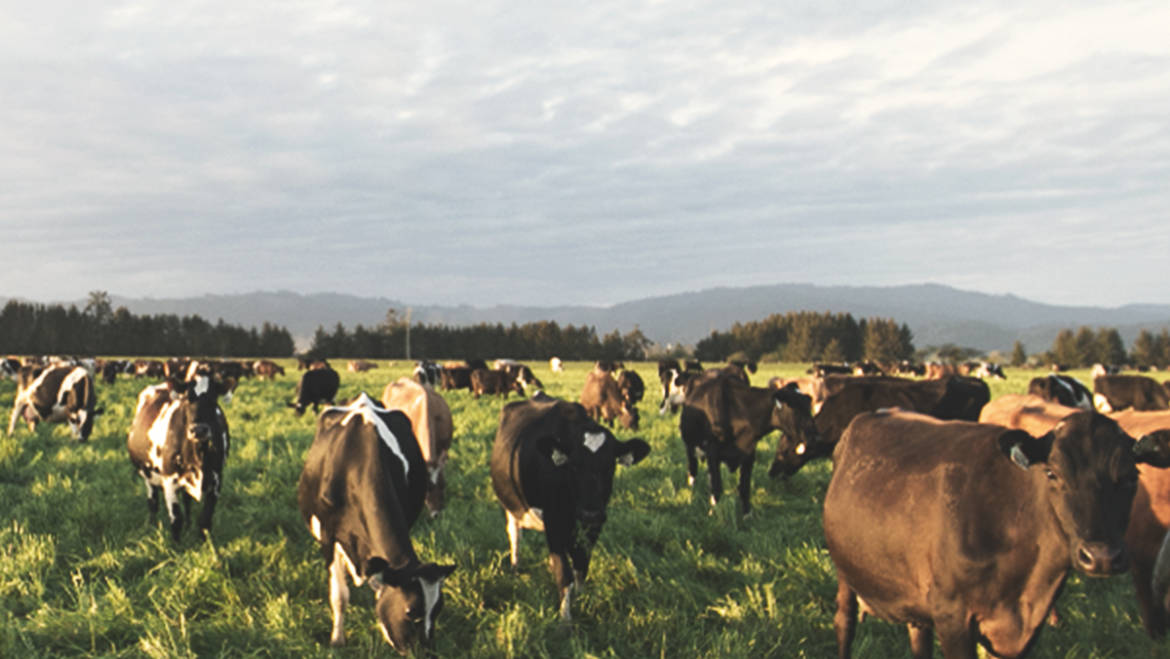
1 1 1168 309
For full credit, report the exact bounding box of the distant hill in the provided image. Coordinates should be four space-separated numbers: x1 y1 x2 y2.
8 284 1170 354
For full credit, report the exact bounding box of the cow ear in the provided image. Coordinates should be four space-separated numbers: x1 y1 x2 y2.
614 438 651 467
536 436 571 467
1134 430 1170 467
998 429 1051 470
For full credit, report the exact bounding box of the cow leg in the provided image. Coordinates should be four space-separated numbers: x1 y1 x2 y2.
684 440 699 487
569 523 602 588
543 518 576 621
736 453 756 518
908 624 933 659
197 476 219 539
329 549 350 646
933 615 976 659
834 577 858 659
143 476 160 524
506 511 522 570
1133 557 1166 638
162 476 184 542
7 402 23 435
705 445 723 509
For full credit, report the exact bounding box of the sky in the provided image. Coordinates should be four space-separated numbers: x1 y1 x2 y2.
2 1 1169 309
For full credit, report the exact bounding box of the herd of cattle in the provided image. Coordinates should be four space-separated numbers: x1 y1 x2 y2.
10 353 1170 655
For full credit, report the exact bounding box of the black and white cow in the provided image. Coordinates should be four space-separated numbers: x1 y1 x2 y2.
412 360 442 387
490 396 650 620
126 368 230 541
297 392 455 652
290 366 341 416
1 357 22 379
1028 374 1094 410
8 363 101 442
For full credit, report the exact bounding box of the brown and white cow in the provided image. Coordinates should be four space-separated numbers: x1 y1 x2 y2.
8 363 101 442
347 360 378 373
382 378 454 518
580 369 638 429
253 359 286 380
470 368 524 399
126 368 231 542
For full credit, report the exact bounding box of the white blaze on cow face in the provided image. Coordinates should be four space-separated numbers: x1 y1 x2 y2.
310 515 323 541
584 432 606 453
193 375 210 397
1094 393 1114 413
420 575 443 637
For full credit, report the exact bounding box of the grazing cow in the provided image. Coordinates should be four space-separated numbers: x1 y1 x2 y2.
126 369 231 541
347 359 378 373
824 409 1170 658
1092 363 1122 378
297 392 455 651
851 361 884 376
134 359 166 379
960 360 1006 380
1094 374 1170 412
412 360 441 387
549 357 563 373
164 358 191 380
99 359 134 384
1028 373 1094 410
768 375 990 479
382 378 454 518
769 376 829 414
679 375 818 516
490 396 650 620
290 366 341 416
470 368 524 399
616 369 644 406
8 364 101 442
581 370 638 429
253 359 285 380
439 366 472 391
499 362 543 390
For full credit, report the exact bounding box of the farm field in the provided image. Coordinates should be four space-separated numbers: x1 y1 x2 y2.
1 361 1167 657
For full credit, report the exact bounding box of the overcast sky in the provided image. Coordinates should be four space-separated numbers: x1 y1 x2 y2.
3 1 1168 309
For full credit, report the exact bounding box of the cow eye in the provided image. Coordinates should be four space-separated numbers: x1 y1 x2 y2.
1045 469 1057 482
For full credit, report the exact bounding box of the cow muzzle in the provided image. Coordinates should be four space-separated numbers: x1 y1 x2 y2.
1074 541 1129 576
189 423 212 441
577 509 607 525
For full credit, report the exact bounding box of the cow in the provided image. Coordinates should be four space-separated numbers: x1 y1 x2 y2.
813 363 854 376
959 360 1006 380
824 409 1170 658
549 357 563 373
412 360 441 387
851 361 884 376
923 361 959 379
1 357 22 378
164 358 191 380
439 366 472 391
593 360 623 374
580 369 638 429
297 392 455 651
347 360 378 373
253 359 285 380
768 375 990 479
8 363 101 442
290 366 341 416
978 393 1079 436
892 360 926 376
470 368 524 399
490 395 649 620
1094 374 1170 413
98 359 134 384
616 369 644 406
185 360 241 404
1028 373 1094 410
678 374 818 516
499 362 543 390
134 359 166 379
126 368 231 542
382 378 454 518
769 376 829 414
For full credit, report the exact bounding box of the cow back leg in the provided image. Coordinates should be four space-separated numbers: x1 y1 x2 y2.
329 549 350 646
736 453 756 518
143 476 160 523
543 516 576 621
506 511 522 570
197 481 219 539
834 576 858 659
705 444 724 509
908 624 933 659
684 440 699 487
162 477 184 542
7 402 23 435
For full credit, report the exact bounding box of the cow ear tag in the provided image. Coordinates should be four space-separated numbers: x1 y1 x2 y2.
551 449 569 467
1009 444 1031 470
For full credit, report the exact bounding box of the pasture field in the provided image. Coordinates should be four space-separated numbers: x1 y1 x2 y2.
0 362 1165 657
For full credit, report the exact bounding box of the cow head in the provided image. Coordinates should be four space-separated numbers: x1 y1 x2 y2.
997 411 1169 577
619 399 640 430
537 423 650 527
768 385 820 478
369 559 456 654
658 369 693 415
170 370 230 478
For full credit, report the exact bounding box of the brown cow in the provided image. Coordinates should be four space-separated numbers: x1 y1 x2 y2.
581 370 638 429
382 377 454 518
978 394 1079 437
253 360 285 380
346 360 378 373
470 368 524 399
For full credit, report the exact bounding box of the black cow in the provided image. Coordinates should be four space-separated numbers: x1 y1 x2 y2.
439 366 473 391
297 392 455 652
126 369 230 541
679 375 818 516
290 366 341 416
769 375 990 478
490 396 650 620
1094 374 1170 412
824 409 1170 657
1028 373 1094 410
616 369 644 406
8 364 101 442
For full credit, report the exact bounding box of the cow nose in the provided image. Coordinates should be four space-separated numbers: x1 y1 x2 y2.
190 423 211 440
578 509 606 524
1075 542 1129 575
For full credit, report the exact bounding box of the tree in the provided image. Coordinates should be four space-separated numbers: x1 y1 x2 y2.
1010 341 1027 367
1095 328 1126 366
85 290 113 324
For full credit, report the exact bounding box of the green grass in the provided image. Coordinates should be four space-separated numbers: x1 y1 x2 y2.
0 363 1167 657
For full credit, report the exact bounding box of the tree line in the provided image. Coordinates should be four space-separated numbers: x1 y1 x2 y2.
1017 326 1170 369
0 293 295 357
693 311 915 363
308 318 654 361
